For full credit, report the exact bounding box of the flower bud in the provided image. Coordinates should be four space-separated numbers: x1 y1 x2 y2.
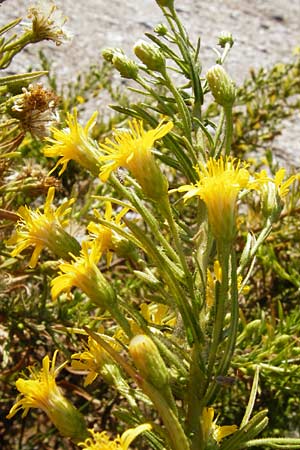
102 48 116 63
134 39 166 72
129 335 169 389
206 64 236 107
154 23 168 36
102 48 139 79
260 181 283 222
155 0 174 7
218 31 234 49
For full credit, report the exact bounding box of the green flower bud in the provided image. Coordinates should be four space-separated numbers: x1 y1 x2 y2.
260 181 283 222
112 52 139 80
218 31 234 49
155 0 174 7
154 23 168 36
134 39 166 72
102 47 116 63
206 64 236 107
102 48 139 79
129 335 169 389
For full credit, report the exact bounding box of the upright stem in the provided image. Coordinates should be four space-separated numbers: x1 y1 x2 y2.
161 196 197 307
206 242 230 382
224 105 233 157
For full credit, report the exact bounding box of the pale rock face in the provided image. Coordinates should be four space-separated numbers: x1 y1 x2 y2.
1 0 300 165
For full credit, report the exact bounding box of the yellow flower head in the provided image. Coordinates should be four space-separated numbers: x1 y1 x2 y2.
201 407 238 445
131 302 176 335
7 351 87 442
253 168 298 221
45 109 101 176
87 201 130 267
72 334 122 386
78 424 151 450
7 187 80 267
179 157 250 242
51 239 116 309
99 119 173 200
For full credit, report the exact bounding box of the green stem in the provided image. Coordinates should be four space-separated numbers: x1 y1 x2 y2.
213 108 225 157
136 75 175 116
162 196 197 307
205 242 230 383
109 301 133 339
224 105 233 157
140 379 191 450
187 344 206 450
204 246 239 404
162 68 194 151
111 175 180 264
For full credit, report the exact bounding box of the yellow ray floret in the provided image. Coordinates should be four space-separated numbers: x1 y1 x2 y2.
78 424 151 450
201 407 238 445
51 239 116 309
45 108 101 176
7 351 87 441
7 187 80 267
178 157 250 242
99 119 172 200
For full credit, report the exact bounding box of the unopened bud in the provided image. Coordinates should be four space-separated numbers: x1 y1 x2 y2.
206 64 236 107
218 31 234 49
102 48 139 79
154 23 168 36
155 0 174 7
134 40 166 73
129 335 169 389
261 181 283 222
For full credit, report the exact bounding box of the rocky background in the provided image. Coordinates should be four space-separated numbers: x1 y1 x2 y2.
1 0 300 164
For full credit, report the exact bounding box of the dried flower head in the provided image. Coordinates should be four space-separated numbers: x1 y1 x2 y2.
26 0 72 46
11 84 59 138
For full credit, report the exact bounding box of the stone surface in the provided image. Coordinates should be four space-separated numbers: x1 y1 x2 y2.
1 0 300 165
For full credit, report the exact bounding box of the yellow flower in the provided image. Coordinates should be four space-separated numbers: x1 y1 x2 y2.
178 157 250 242
99 119 173 200
7 187 80 267
51 239 116 309
45 109 101 176
201 407 238 445
253 168 297 198
253 168 298 221
72 334 122 386
7 351 88 442
78 424 151 450
131 302 176 335
87 201 130 266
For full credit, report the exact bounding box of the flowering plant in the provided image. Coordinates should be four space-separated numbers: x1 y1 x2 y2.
2 1 300 449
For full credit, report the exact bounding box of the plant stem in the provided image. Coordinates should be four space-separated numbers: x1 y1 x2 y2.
224 105 233 157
